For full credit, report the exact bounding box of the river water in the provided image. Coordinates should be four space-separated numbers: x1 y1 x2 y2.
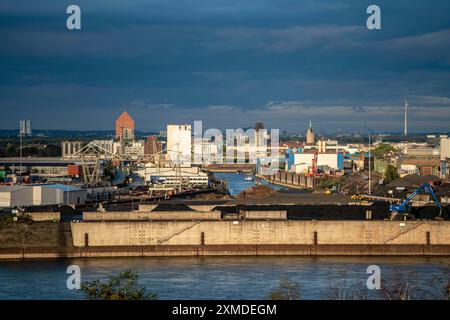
0 256 448 300
213 172 285 195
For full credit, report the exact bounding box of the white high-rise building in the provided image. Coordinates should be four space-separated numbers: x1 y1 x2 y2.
19 120 32 137
61 141 84 158
167 124 192 165
440 137 450 178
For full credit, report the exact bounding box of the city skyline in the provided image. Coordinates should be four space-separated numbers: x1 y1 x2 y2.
2 113 450 136
1 1 450 132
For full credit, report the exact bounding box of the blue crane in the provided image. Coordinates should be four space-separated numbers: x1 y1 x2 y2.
390 183 443 218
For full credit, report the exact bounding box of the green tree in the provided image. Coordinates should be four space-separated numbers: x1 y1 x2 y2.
81 270 157 300
373 143 396 158
5 143 16 155
268 277 301 300
384 165 399 184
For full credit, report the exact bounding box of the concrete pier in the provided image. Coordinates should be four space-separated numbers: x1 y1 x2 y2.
1 211 449 259
256 173 319 189
71 220 450 247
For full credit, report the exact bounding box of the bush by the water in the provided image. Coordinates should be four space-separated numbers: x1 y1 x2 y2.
268 278 301 300
0 214 32 229
81 270 157 300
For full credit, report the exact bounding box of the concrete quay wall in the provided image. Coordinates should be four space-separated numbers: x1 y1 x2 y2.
257 172 320 189
71 220 450 247
1 244 449 259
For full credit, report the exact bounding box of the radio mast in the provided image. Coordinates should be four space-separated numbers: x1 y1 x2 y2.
404 98 408 137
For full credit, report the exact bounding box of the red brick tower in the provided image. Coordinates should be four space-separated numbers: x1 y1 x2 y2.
115 111 135 139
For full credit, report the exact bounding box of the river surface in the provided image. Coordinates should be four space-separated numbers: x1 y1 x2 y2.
0 256 448 300
213 172 285 195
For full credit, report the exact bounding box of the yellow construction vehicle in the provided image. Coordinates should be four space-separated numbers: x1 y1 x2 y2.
351 194 364 200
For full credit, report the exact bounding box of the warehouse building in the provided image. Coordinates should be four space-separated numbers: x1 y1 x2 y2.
0 157 78 177
0 185 33 207
0 184 87 208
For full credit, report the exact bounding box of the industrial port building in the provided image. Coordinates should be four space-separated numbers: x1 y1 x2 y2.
0 184 87 208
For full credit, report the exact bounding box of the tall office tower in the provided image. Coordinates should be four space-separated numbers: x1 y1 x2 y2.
115 111 135 140
255 121 265 144
255 121 264 132
254 121 268 160
19 120 32 137
167 124 192 165
306 120 315 145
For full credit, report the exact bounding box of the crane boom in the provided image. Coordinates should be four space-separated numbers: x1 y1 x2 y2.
390 183 443 218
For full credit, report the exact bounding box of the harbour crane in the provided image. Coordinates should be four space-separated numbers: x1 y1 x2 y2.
390 183 443 219
312 151 318 175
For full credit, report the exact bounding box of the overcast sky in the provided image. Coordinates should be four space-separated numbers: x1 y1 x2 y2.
1 0 450 134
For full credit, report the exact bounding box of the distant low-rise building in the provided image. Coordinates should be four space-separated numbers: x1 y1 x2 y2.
404 145 439 156
293 153 343 174
144 136 162 156
193 140 220 164
0 157 78 178
399 154 440 176
61 141 85 158
138 164 209 187
123 140 145 158
400 164 419 175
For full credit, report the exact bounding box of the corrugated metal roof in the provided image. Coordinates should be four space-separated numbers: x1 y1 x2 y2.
0 185 29 192
39 184 83 192
387 174 441 188
0 184 84 192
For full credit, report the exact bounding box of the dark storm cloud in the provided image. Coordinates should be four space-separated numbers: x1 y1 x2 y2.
0 0 449 132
